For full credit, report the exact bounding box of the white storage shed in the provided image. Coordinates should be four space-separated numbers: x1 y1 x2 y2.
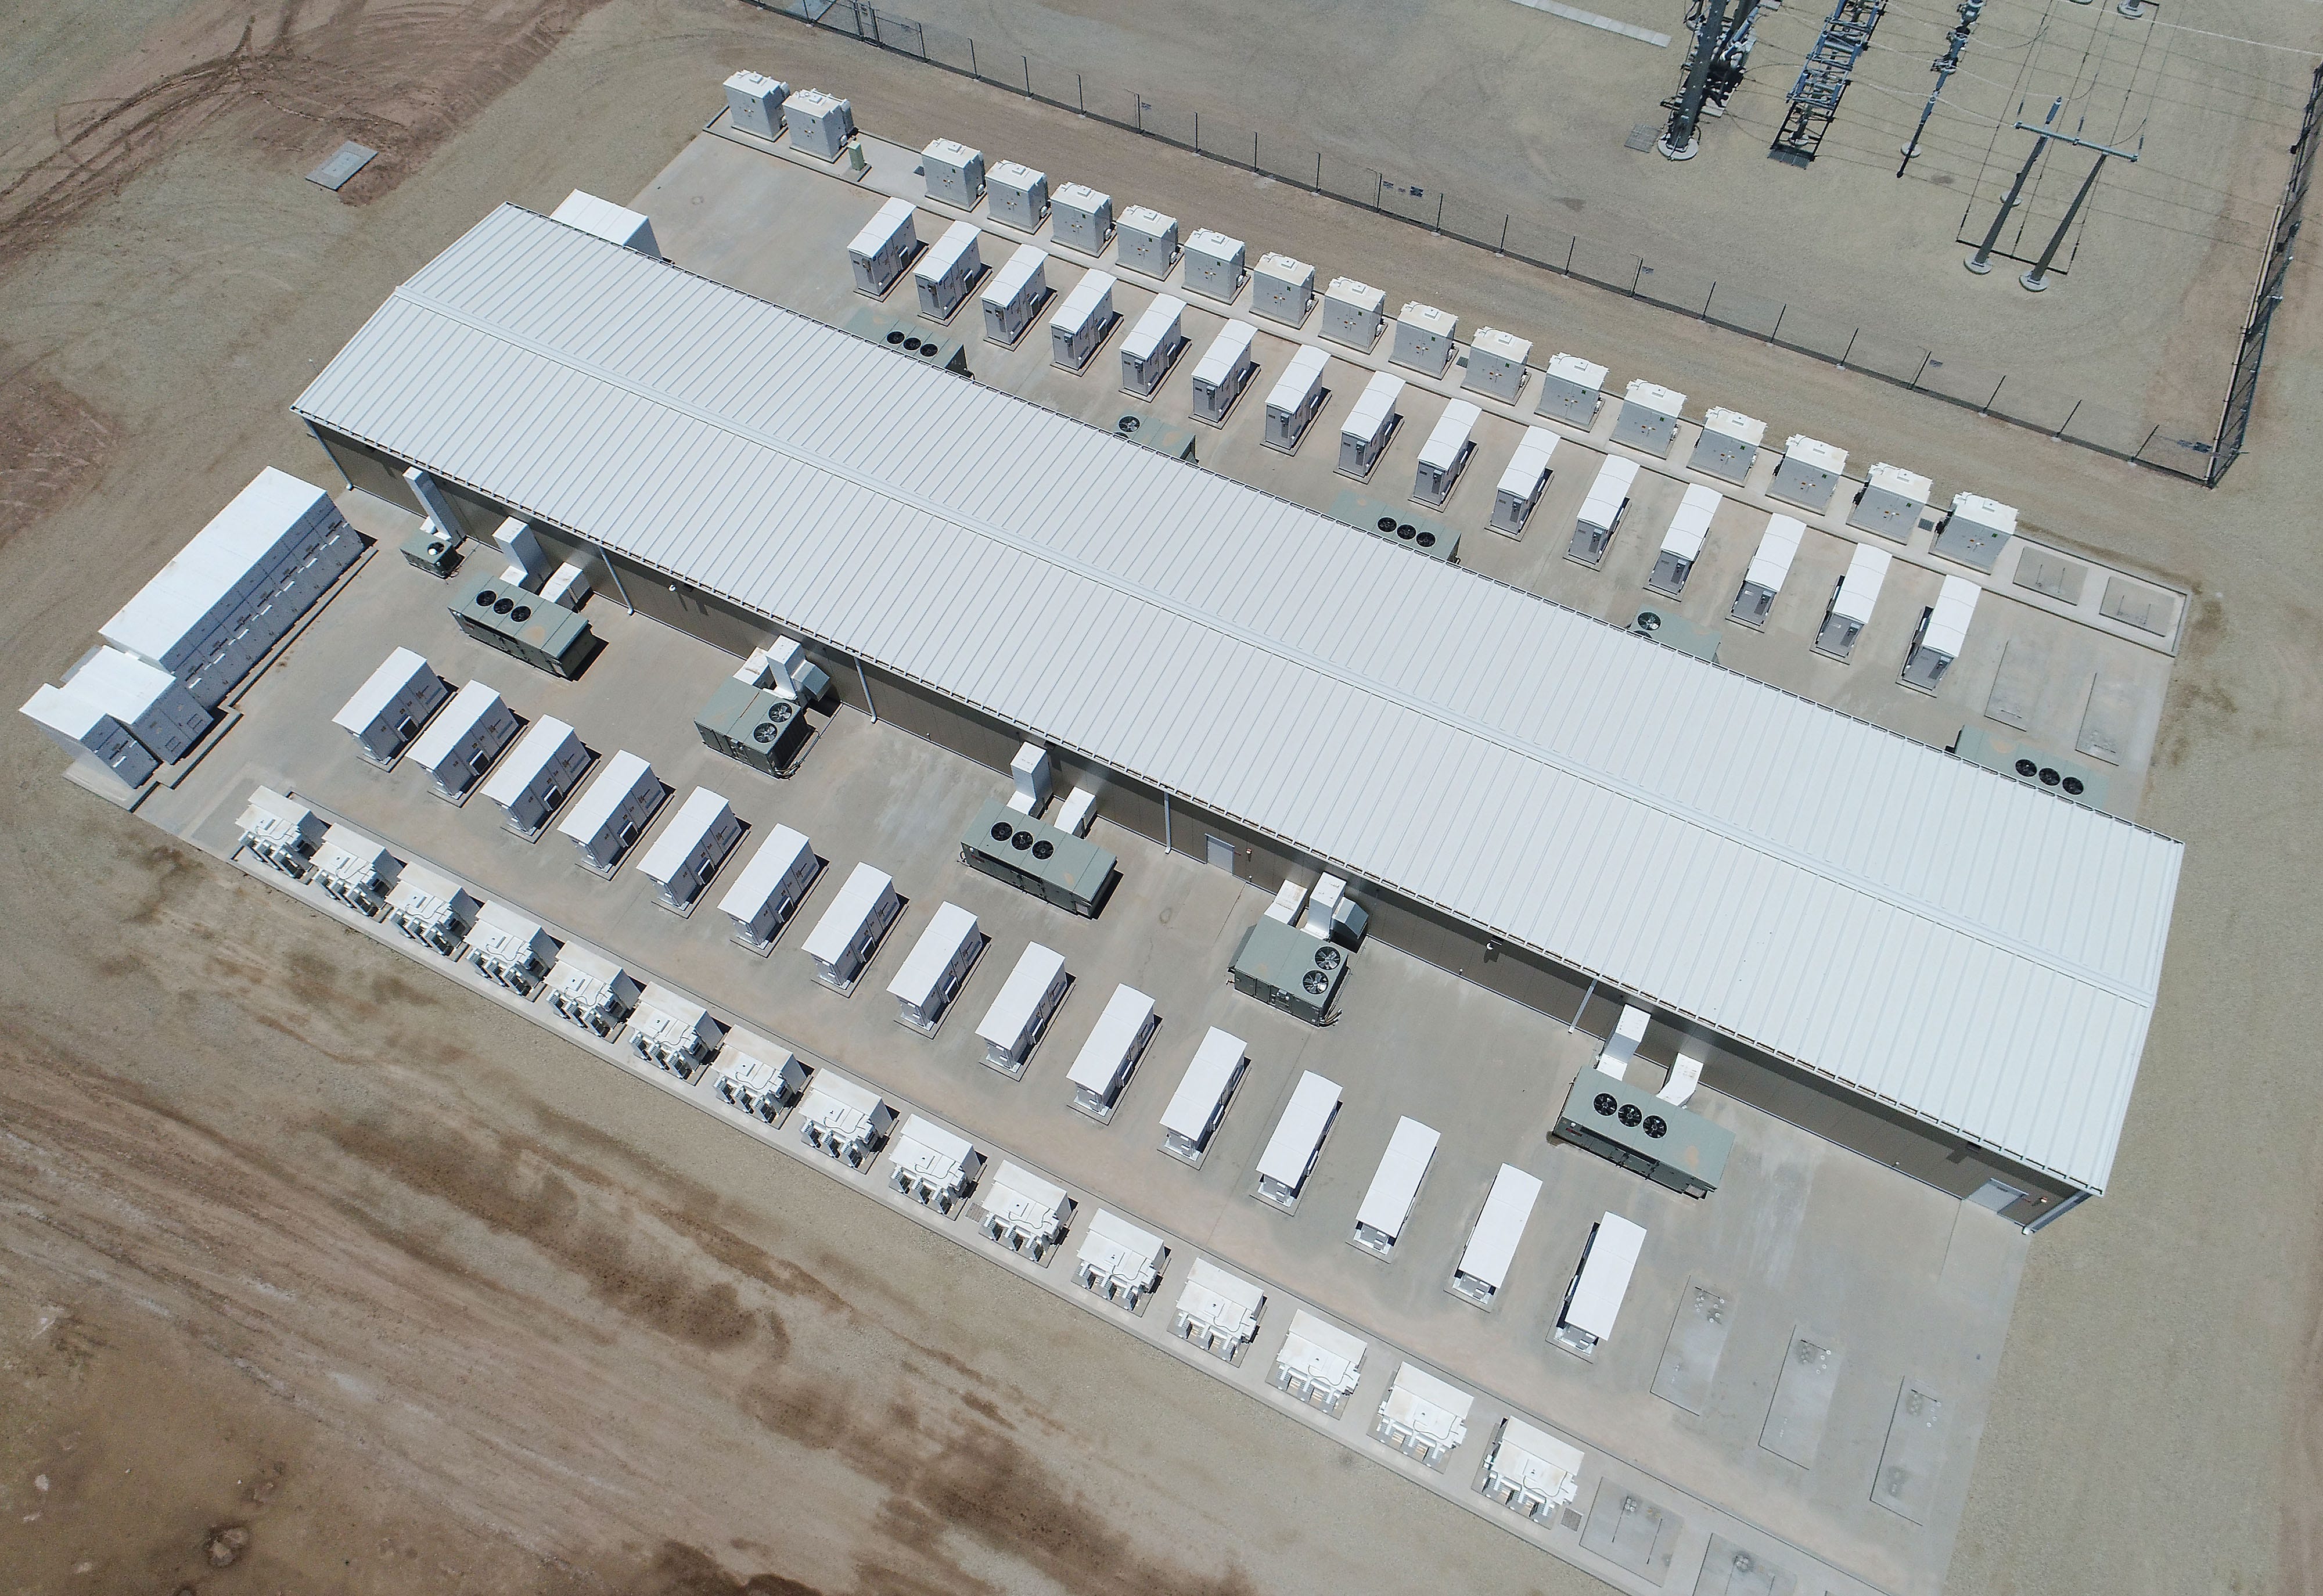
406 678 519 801
719 823 818 950
1451 1163 1542 1307
801 860 901 991
1353 1116 1440 1257
1337 371 1405 480
1120 294 1189 398
1075 1209 1168 1310
1254 1070 1342 1212
1048 269 1119 371
1552 1212 1649 1358
974 942 1069 1076
638 787 744 911
1159 1027 1248 1166
980 243 1050 346
1065 983 1159 1122
887 1115 986 1214
558 749 663 874
1262 344 1330 453
1571 454 1638 566
1412 400 1480 507
479 714 587 837
1189 320 1258 425
332 645 448 765
887 901 981 1033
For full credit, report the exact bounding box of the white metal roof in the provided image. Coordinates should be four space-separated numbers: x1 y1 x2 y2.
1265 344 1329 414
801 860 893 964
102 466 330 664
1547 352 1608 389
1051 269 1113 334
333 646 433 733
1356 1116 1440 1239
976 941 1066 1044
1256 1070 1342 1187
69 646 182 720
407 678 503 769
850 197 915 258
720 824 814 921
1923 576 1981 658
1067 983 1155 1091
1123 295 1184 360
1458 1164 1542 1291
1579 455 1638 527
1661 484 1722 561
1564 1213 1648 1340
1192 320 1256 386
1746 514 1807 592
1497 429 1558 498
918 219 979 280
292 206 2185 1191
22 683 108 741
1418 401 1480 471
1343 371 1403 442
888 901 979 1005
559 749 654 841
1160 1027 1246 1140
479 714 578 804
983 243 1045 306
1832 544 1893 624
638 787 733 882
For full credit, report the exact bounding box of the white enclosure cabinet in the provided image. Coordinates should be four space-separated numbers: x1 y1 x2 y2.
1263 344 1330 453
1464 326 1531 402
1273 1310 1366 1417
848 196 920 298
20 684 156 789
1189 320 1259 425
1252 251 1315 326
986 160 1048 229
796 1073 895 1169
719 824 818 950
480 716 588 837
557 750 663 875
1049 269 1119 372
1173 1259 1265 1363
973 942 1069 1077
783 89 854 160
1538 352 1608 427
920 137 985 207
1772 434 1849 511
385 861 477 956
1253 1071 1342 1212
628 986 725 1079
332 646 448 765
406 679 519 801
887 902 982 1033
1075 1209 1168 1310
1616 379 1685 458
1851 461 1933 542
1373 1363 1472 1469
887 1115 986 1214
637 787 743 911
1120 295 1188 398
1115 206 1180 276
59 647 211 764
1552 1212 1648 1358
1352 1116 1440 1257
716 1042 810 1123
1051 182 1114 254
1480 1418 1586 1522
1182 228 1247 302
1158 1027 1249 1166
1320 276 1386 351
545 947 640 1037
1649 484 1723 598
722 71 787 138
1571 455 1638 566
1391 301 1458 377
1412 401 1480 508
311 824 396 916
1731 513 1807 627
800 861 901 991
1451 1164 1542 1307
914 220 984 323
1902 575 1980 691
468 901 559 995
976 1160 1075 1261
1816 543 1893 660
1065 983 1159 1121
980 243 1050 347
1491 428 1559 537
1338 371 1405 481
1689 405 1765 484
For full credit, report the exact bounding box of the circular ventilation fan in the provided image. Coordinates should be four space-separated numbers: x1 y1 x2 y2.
475 589 499 608
753 721 777 744
1301 969 1330 995
1314 946 1343 970
1618 1103 1644 1127
492 597 515 615
1593 1092 1618 1117
510 605 531 623
2039 767 2061 786
1031 840 1054 859
991 821 1014 841
1011 830 1034 851
919 345 937 358
1635 610 1663 634
1416 530 1436 548
767 703 793 721
2062 775 2085 796
904 337 924 351
1644 1115 1668 1139
1117 415 1141 433
1377 516 1397 533
886 330 905 344
2015 758 2038 778
1396 523 1416 540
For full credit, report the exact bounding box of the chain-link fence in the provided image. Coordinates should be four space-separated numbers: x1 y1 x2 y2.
756 0 2245 486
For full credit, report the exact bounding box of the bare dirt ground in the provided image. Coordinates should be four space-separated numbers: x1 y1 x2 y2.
1 5 2320 1595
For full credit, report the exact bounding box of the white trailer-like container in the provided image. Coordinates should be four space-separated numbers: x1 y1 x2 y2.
1490 427 1559 537
1851 461 1934 541
915 220 984 323
848 196 920 298
558 749 663 875
1552 1212 1649 1358
60 647 211 764
1252 251 1315 326
1538 352 1609 427
796 1072 896 1169
1903 574 1980 691
637 787 743 912
1353 1116 1440 1257
1391 301 1458 377
545 947 639 1036
1731 513 1807 627
1464 326 1531 402
20 684 158 790
887 902 981 1033
720 824 819 951
480 715 589 837
1337 371 1405 481
468 901 559 995
1616 379 1686 457
1114 205 1180 276
1320 276 1386 351
974 942 1069 1077
1075 1209 1168 1310
920 137 985 207
800 861 901 992
1571 454 1638 566
1120 294 1189 398
311 824 396 916
1262 344 1330 453
1816 542 1893 660
385 861 477 955
1048 269 1119 371
721 71 787 138
407 679 519 801
782 88 853 160
1649 484 1723 597
551 190 660 258
1451 1164 1543 1307
1189 319 1258 425
236 785 325 878
887 1115 986 1214
1159 1026 1248 1166
1412 400 1480 507
1273 1310 1367 1416
1374 1363 1472 1469
1051 182 1113 254
1173 1258 1265 1363
986 160 1048 229
628 986 724 1078
1065 983 1159 1121
1772 434 1849 511
715 1041 810 1123
1481 1417 1587 1522
1689 405 1766 484
1254 1070 1342 1212
1182 228 1247 302
332 645 448 766
980 243 1050 346
976 1160 1076 1261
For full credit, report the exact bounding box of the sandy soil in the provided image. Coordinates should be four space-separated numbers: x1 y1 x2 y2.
1 5 2320 1595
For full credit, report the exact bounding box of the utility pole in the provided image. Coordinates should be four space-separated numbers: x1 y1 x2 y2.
1898 0 1982 177
2019 132 2141 290
1660 0 1761 161
1965 97 2061 274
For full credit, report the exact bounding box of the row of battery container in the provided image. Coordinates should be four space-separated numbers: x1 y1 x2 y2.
20 467 362 789
854 124 2024 573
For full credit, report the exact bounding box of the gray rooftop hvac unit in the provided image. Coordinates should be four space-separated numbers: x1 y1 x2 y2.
1321 276 1386 351
1849 462 1931 542
960 797 1119 916
783 89 854 161
1616 380 1685 457
981 243 1052 347
1190 321 1260 425
331 645 449 767
1463 328 1531 404
915 220 985 323
1338 371 1404 481
1412 401 1480 508
1950 725 2110 810
722 72 787 139
1538 353 1608 427
1731 513 1806 628
920 138 986 207
1263 344 1331 453
1491 428 1558 537
1120 296 1189 398
450 566 597 678
1183 228 1248 303
1391 301 1459 377
1572 455 1638 566
848 197 921 299
1048 269 1119 372
558 749 665 875
1230 914 1350 1026
986 161 1049 229
1253 253 1315 326
1649 484 1721 598
1555 1067 1733 1197
1815 543 1891 660
1116 206 1181 277
695 646 822 778
1051 183 1114 254
1933 491 2017 572
1688 407 1765 484
1901 575 1979 692
1771 434 1847 511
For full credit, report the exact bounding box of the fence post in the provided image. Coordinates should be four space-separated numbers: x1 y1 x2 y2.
2137 422 2160 462
1315 152 1322 192
968 37 976 76
1135 93 1142 132
1768 305 1785 344
1631 258 1645 295
1982 375 2005 414
1023 55 1031 96
1434 193 1444 233
1838 329 1858 369
1375 172 1384 208
1703 283 1716 321
1253 132 1260 171
1498 215 1509 255
1565 236 1576 274
1194 112 1200 152
1911 350 1931 387
2054 398 2080 440
1077 73 1084 114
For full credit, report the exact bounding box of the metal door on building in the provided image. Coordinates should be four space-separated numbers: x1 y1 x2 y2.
1205 835 1236 874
